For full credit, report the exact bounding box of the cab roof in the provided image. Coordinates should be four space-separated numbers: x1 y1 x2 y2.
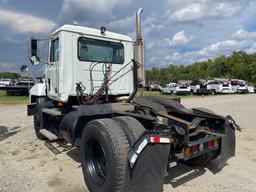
51 24 133 42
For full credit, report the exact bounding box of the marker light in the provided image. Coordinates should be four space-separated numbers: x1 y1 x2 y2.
213 139 219 147
184 147 191 157
151 137 160 143
208 141 213 148
58 102 64 107
100 26 107 34
192 145 198 153
150 137 171 143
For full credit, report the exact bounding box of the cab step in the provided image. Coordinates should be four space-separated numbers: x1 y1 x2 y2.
42 108 64 116
39 129 58 140
45 139 73 154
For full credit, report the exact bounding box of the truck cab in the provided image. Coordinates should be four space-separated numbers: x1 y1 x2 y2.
41 25 134 103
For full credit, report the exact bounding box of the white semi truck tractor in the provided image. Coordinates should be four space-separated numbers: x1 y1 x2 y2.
27 8 239 192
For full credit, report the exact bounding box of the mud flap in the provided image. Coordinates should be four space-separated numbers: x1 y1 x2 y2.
125 144 170 192
219 115 239 167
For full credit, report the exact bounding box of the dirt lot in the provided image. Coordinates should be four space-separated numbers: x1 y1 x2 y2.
1 94 256 192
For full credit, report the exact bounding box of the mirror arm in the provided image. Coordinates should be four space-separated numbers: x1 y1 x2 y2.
40 60 50 65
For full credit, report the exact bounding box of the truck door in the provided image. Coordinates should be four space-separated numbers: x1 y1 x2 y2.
47 37 60 97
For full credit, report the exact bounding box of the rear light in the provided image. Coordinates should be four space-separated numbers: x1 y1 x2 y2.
151 137 160 143
58 102 64 107
208 141 213 148
192 145 198 153
150 137 171 143
184 147 191 157
213 139 219 147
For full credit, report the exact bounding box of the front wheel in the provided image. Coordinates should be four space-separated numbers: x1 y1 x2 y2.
33 114 46 140
80 118 129 192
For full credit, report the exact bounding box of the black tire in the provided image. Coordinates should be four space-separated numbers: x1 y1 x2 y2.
80 118 129 192
113 116 145 146
33 114 47 140
114 116 169 192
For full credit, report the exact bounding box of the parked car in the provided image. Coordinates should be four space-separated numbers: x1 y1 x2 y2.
174 83 191 95
237 84 248 94
190 79 212 95
0 78 11 87
149 84 162 91
221 81 235 94
207 80 222 94
17 78 34 86
161 83 177 94
231 79 248 93
247 82 255 93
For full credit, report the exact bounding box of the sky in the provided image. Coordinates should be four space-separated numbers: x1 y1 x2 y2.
0 0 256 75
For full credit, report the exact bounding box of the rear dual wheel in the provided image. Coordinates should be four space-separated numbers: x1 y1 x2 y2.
80 118 129 192
80 117 144 192
114 116 169 192
81 116 169 192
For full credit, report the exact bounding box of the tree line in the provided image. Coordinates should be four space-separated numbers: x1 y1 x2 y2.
146 51 256 86
0 72 19 79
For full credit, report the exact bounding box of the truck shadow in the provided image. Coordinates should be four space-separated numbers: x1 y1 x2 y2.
0 126 21 142
65 147 227 188
66 147 81 163
165 159 226 188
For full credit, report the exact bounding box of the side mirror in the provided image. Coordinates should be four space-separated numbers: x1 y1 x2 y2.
30 38 40 65
20 65 28 73
30 55 40 65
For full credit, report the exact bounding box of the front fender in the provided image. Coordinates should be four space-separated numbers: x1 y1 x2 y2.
29 83 46 102
59 104 114 146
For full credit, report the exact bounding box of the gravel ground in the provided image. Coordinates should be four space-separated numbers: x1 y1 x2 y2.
0 94 256 192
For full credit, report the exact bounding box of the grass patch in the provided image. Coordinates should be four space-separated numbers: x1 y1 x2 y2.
0 90 5 96
0 90 28 105
0 90 209 105
142 91 199 99
11 149 20 156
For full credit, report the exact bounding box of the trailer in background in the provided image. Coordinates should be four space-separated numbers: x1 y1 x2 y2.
1 78 34 96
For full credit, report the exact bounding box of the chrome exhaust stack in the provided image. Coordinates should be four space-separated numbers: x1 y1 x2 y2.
135 8 144 97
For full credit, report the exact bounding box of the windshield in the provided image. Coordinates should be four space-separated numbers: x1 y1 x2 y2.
78 37 124 64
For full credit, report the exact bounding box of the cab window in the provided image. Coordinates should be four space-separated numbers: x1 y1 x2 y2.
50 38 59 62
78 37 124 64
